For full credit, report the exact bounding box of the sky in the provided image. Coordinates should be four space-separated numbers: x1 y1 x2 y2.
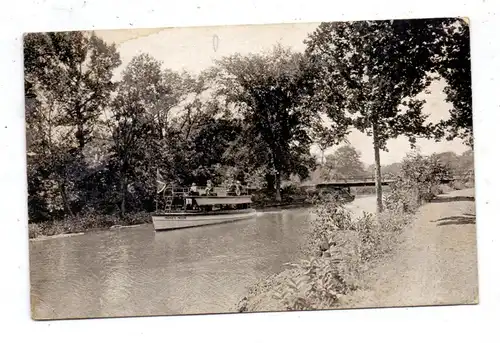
95 22 470 166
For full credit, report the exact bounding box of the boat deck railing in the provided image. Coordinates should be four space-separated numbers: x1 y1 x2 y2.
161 185 253 198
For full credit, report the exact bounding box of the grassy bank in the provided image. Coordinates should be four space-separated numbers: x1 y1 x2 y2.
28 212 152 239
336 188 477 309
237 201 412 312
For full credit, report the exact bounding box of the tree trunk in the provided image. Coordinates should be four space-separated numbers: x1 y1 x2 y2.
76 123 85 150
372 122 383 214
274 171 282 202
120 177 127 218
59 182 74 217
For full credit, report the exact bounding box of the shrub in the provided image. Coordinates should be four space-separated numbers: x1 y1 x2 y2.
450 180 465 190
384 152 452 213
265 199 409 311
273 257 352 310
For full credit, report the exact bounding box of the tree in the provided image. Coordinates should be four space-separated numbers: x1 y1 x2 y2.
434 19 473 147
458 149 474 173
113 53 205 199
323 145 366 180
305 19 441 213
24 31 122 219
32 32 121 150
109 85 151 217
169 99 243 185
209 45 320 201
432 151 460 171
312 120 348 165
432 149 474 181
367 162 403 180
119 53 198 141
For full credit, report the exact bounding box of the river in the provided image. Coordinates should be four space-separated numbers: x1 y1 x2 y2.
30 195 376 320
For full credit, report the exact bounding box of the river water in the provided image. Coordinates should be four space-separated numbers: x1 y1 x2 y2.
30 195 376 320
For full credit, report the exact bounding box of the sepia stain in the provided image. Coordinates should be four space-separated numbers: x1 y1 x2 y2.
95 22 322 47
94 27 167 46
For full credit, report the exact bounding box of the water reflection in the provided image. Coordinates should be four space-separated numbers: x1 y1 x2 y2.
30 208 312 319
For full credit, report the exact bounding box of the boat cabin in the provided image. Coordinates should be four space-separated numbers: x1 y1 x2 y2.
156 183 253 213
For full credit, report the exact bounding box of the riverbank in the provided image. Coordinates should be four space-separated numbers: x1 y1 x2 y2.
29 232 85 242
28 212 152 239
236 188 477 312
338 188 478 309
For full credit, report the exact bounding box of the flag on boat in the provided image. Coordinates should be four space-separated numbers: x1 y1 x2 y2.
156 169 166 194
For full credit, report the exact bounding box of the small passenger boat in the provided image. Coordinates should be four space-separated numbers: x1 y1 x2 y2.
152 175 256 231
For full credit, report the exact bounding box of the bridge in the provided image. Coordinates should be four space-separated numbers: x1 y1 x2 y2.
302 173 473 189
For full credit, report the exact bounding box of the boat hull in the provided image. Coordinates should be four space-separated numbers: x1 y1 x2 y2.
152 209 256 231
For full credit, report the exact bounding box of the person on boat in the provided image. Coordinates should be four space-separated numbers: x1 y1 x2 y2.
235 180 242 196
183 183 195 210
234 181 245 209
205 180 214 196
227 179 237 196
189 182 199 195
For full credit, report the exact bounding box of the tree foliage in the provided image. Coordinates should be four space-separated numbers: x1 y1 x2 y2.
322 145 366 180
208 45 321 200
434 19 473 146
25 31 122 220
305 19 445 213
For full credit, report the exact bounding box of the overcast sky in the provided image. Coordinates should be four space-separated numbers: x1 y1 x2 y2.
95 22 470 166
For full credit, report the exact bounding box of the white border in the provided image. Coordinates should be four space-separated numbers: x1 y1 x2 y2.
1 1 499 342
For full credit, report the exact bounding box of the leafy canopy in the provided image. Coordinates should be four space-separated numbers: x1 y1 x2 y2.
304 19 443 148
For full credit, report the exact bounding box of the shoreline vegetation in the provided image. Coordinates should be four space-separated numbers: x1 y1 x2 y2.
28 179 473 240
28 191 317 239
236 156 475 313
27 184 398 240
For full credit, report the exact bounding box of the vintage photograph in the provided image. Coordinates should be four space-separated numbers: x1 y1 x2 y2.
25 18 477 320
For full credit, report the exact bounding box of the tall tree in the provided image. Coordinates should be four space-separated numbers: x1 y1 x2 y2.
168 99 243 185
119 53 198 140
109 85 151 217
31 32 121 150
305 19 441 213
24 31 121 218
209 45 321 201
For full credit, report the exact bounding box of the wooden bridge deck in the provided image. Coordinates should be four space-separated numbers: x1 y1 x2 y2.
305 174 471 189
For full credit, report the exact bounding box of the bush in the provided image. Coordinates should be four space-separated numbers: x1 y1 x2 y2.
384 152 452 213
273 256 352 310
450 180 465 190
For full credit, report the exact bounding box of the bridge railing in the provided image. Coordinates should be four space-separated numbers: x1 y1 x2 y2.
316 172 473 186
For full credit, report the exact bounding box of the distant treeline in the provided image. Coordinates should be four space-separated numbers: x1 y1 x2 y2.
305 146 474 185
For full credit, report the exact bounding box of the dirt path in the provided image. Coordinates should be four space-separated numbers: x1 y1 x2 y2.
342 188 479 309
